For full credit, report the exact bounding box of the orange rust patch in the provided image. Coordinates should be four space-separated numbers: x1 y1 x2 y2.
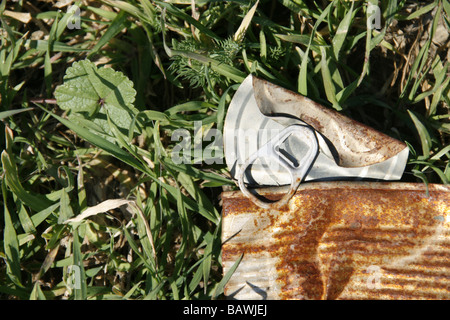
221 182 450 300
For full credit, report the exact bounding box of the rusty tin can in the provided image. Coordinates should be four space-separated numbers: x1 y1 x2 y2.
221 182 450 300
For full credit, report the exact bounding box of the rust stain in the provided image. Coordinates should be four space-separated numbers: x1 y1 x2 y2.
221 182 450 300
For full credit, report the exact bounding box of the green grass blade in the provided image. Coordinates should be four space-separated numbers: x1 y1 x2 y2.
298 0 335 95
76 156 87 211
30 282 47 300
320 47 339 110
332 0 354 61
88 11 128 58
144 279 167 300
123 226 155 271
31 203 60 227
40 106 147 173
212 253 243 299
407 110 432 159
275 34 323 54
162 159 232 186
0 107 33 120
45 15 59 97
17 203 37 234
157 1 220 41
72 228 87 300
217 84 239 133
202 226 219 294
234 0 259 43
2 180 22 286
58 188 74 224
430 145 450 161
1 151 54 212
24 39 88 52
189 265 203 296
404 1 436 20
170 49 246 83
56 0 82 38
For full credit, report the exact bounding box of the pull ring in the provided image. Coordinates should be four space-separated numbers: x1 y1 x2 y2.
237 125 318 209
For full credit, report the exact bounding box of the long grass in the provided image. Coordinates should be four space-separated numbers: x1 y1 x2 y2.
0 0 449 300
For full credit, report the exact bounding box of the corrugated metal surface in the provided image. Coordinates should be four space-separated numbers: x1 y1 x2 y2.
221 182 450 300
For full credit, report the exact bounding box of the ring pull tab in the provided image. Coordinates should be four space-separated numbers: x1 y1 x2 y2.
237 125 319 209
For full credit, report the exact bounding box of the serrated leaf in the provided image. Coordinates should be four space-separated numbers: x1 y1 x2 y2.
54 59 138 140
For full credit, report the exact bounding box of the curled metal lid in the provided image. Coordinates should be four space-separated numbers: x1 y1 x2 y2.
223 74 409 208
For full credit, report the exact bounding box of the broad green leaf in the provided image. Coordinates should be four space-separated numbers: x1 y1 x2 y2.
54 59 138 139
